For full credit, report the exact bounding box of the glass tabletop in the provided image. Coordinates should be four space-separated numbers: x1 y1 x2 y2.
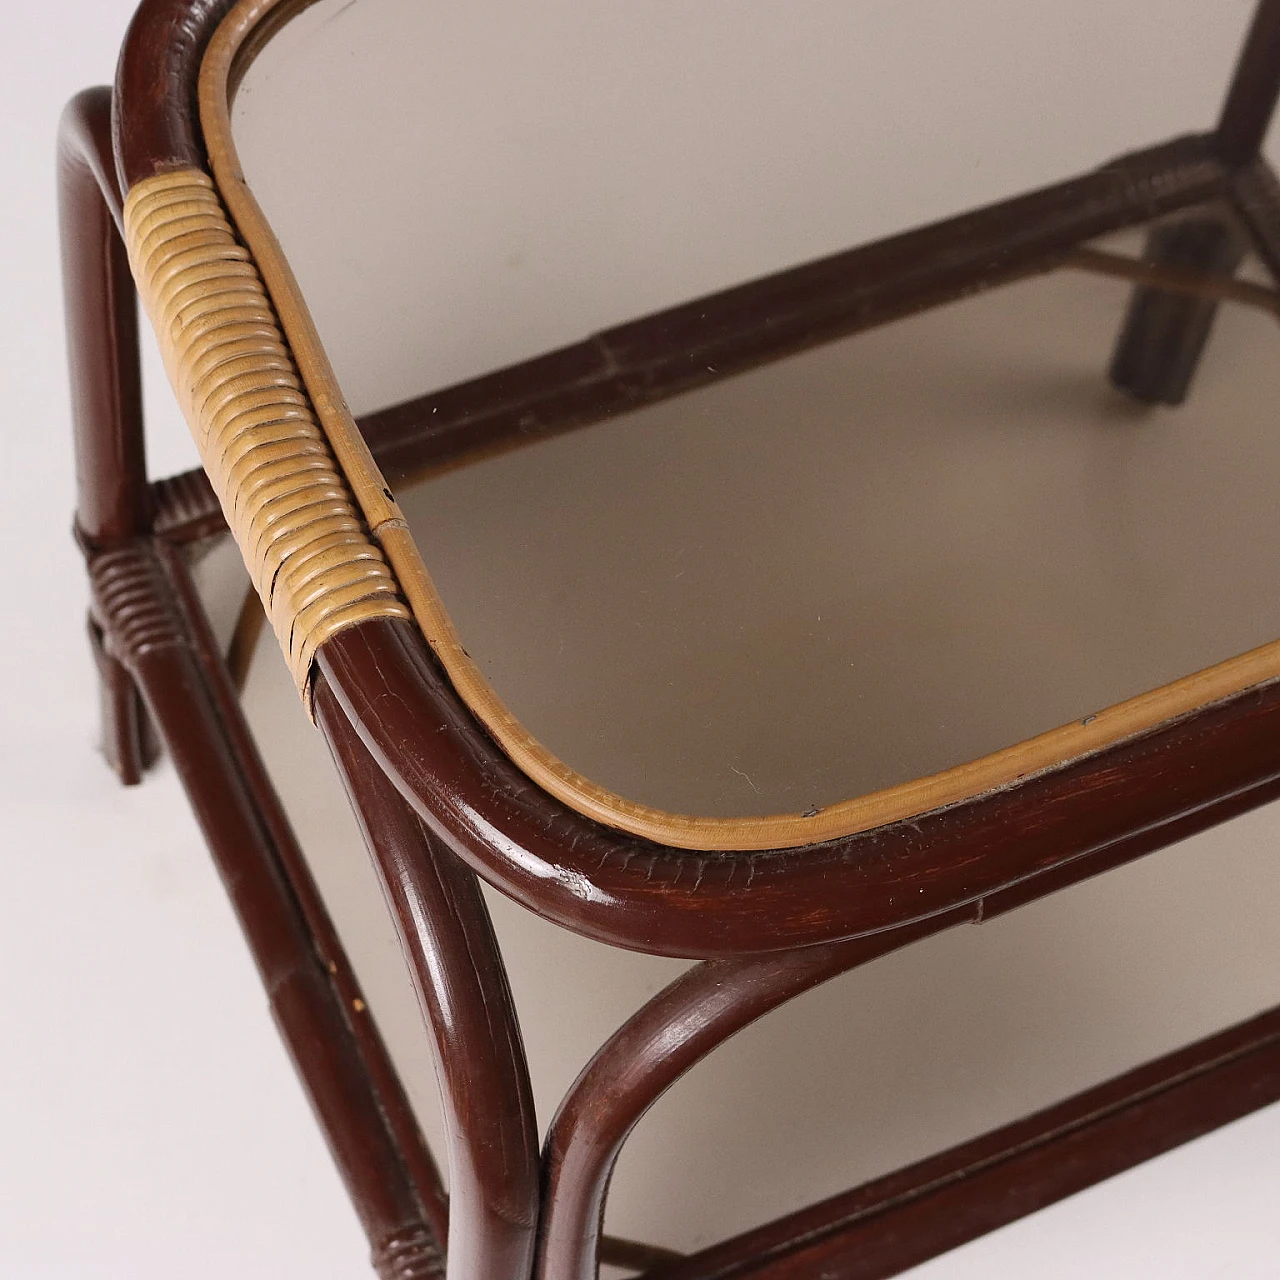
226 0 1279 821
390 254 1280 816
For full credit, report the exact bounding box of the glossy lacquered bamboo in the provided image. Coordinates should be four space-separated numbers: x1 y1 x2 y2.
535 913 978 1280
59 88 147 548
647 1004 1280 1280
60 87 156 783
1216 0 1280 164
62 87 449 1245
162 546 450 1252
88 540 444 1278
318 618 1280 958
113 0 239 188
150 465 223 540
318 682 540 1280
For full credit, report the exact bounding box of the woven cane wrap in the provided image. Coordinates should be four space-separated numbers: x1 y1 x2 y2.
124 168 409 695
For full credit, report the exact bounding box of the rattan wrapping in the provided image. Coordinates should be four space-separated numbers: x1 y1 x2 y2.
124 169 409 695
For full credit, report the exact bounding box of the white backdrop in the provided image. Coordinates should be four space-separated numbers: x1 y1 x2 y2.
3 3 1280 1277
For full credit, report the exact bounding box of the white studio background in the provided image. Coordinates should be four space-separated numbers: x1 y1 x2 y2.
3 3 1280 1278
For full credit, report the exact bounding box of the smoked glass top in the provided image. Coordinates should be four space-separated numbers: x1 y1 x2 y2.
388 260 1280 815
228 2 1280 819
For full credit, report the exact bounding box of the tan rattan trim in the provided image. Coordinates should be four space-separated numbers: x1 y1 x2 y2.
189 0 1280 851
123 168 409 696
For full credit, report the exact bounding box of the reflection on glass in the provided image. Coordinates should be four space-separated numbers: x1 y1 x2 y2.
389 238 1280 815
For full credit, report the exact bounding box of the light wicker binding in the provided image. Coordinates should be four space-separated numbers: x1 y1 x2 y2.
123 169 409 696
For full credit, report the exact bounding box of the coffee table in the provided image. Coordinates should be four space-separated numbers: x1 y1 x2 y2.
59 2 1280 1275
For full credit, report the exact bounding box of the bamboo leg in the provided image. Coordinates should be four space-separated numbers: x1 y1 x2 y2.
90 539 447 1278
317 679 541 1280
59 87 156 782
1107 215 1246 406
1216 0 1280 166
1109 0 1280 406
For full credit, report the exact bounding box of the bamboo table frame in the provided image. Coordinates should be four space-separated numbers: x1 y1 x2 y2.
60 1 1280 1275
